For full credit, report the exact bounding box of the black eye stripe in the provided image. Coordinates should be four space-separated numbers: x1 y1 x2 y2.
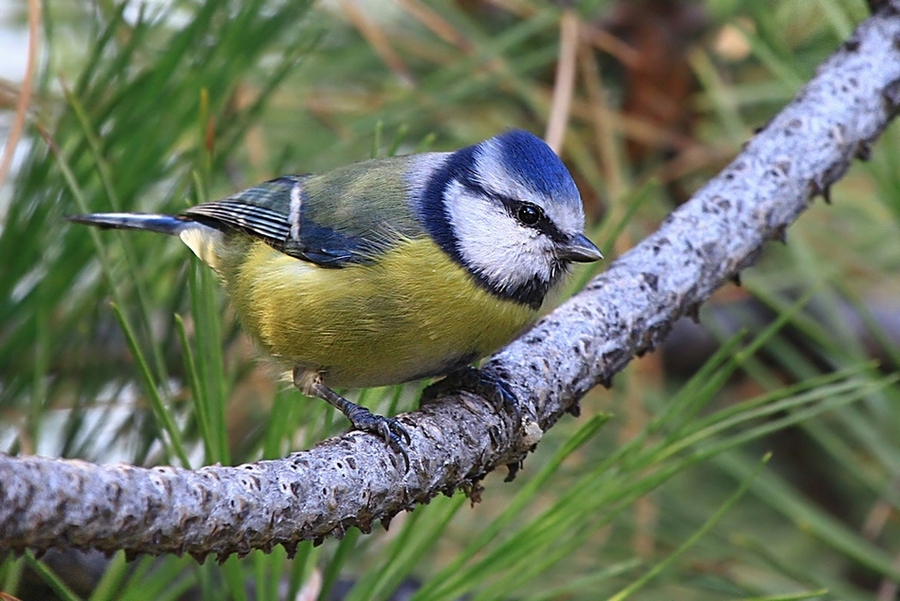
500 198 569 243
458 176 570 243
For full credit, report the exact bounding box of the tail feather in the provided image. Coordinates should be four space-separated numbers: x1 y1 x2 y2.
68 212 189 236
70 212 225 270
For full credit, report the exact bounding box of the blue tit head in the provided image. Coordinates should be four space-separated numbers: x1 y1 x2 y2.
417 129 602 309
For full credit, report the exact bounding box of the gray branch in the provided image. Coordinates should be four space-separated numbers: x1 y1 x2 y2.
4 6 900 560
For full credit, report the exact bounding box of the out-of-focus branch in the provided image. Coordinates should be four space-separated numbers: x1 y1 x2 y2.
3 5 900 561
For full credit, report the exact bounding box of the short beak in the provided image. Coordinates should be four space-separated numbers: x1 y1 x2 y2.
559 233 604 263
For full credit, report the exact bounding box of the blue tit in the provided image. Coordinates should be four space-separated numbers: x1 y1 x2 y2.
71 129 603 458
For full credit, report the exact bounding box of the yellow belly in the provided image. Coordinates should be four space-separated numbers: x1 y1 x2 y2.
217 237 537 389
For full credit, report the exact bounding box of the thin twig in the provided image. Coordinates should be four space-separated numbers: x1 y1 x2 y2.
545 10 579 153
0 0 40 189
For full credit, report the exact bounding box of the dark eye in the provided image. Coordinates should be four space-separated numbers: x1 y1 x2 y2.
516 203 542 226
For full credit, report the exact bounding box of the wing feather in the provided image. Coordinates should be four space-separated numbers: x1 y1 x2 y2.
184 200 291 242
180 169 425 268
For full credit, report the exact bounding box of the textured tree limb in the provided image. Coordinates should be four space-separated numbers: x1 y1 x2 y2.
3 6 900 560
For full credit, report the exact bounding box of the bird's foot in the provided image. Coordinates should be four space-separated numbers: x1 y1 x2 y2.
422 366 521 421
343 402 411 468
296 368 411 470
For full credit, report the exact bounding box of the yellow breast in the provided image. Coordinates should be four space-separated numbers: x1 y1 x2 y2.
215 237 537 389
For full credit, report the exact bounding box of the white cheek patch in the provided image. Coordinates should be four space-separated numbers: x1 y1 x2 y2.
444 181 554 292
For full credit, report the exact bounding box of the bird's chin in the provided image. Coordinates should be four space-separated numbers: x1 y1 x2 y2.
550 260 572 285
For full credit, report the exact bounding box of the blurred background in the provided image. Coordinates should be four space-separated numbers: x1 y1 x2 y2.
1 1 899 600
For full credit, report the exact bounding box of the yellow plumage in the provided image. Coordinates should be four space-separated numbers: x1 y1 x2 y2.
215 235 537 389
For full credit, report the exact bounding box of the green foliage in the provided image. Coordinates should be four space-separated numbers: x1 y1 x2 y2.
2 0 900 599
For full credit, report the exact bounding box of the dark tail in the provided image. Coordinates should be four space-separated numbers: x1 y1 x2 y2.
68 212 190 236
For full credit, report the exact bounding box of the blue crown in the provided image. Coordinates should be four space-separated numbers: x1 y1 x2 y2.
489 129 580 205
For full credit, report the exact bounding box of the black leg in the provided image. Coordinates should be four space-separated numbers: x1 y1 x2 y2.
294 368 410 469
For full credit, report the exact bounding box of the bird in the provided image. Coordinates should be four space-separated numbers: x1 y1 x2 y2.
70 129 603 463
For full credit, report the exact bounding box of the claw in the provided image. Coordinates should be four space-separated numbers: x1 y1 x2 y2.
422 366 521 422
343 403 411 470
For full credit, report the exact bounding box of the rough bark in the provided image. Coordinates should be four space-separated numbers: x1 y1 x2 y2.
3 5 900 561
